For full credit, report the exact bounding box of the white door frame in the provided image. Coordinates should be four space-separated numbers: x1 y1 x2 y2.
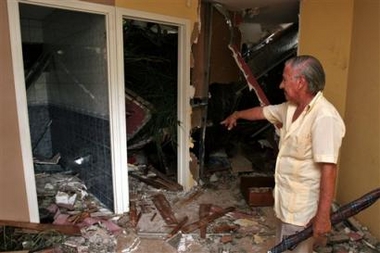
7 0 127 220
115 8 193 191
8 0 193 221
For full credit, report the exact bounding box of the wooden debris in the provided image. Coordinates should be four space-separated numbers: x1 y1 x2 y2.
152 193 178 225
129 165 183 191
213 224 239 233
2 251 29 253
199 204 211 238
147 165 183 191
166 216 189 239
129 201 139 228
182 206 235 233
226 209 254 220
0 219 81 236
129 173 166 190
150 212 157 222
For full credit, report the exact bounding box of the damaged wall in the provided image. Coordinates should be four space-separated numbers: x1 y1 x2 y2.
191 3 241 127
299 0 380 239
209 9 240 85
0 0 30 221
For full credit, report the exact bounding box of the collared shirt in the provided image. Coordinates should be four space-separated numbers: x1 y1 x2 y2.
263 92 345 226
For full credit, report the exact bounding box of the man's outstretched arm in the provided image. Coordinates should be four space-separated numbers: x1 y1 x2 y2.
220 107 265 130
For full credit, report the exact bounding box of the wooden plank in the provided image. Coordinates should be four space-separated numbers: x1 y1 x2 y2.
199 204 211 238
182 206 235 233
152 193 178 225
166 216 188 239
0 220 81 235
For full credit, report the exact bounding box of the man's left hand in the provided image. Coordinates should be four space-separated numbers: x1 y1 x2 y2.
312 214 331 247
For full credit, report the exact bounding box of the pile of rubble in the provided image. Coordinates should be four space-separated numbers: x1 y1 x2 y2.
0 169 379 253
314 215 380 253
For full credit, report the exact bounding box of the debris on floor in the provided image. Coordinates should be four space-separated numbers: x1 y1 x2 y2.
0 170 379 253
128 164 183 192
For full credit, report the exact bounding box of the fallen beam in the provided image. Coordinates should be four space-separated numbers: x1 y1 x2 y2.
182 206 235 233
166 216 189 239
213 3 270 107
199 204 211 238
147 165 183 191
129 168 183 192
129 201 139 228
152 193 178 225
0 220 81 236
228 44 270 106
129 173 167 190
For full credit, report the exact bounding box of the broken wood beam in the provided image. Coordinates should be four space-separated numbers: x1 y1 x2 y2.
154 177 182 192
150 212 157 222
129 201 139 228
182 206 235 233
199 204 211 238
166 216 189 239
152 193 178 225
228 43 270 106
129 169 183 192
0 220 81 236
129 173 166 190
147 165 183 191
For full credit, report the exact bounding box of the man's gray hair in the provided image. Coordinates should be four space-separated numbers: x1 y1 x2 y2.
285 55 325 94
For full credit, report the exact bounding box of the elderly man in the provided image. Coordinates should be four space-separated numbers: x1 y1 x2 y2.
221 55 345 252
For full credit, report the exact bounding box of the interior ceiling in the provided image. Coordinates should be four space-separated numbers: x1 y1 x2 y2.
208 0 300 24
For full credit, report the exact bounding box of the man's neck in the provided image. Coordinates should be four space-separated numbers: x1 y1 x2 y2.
297 92 315 109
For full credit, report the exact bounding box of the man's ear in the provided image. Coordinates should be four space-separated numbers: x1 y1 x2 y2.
298 76 307 90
